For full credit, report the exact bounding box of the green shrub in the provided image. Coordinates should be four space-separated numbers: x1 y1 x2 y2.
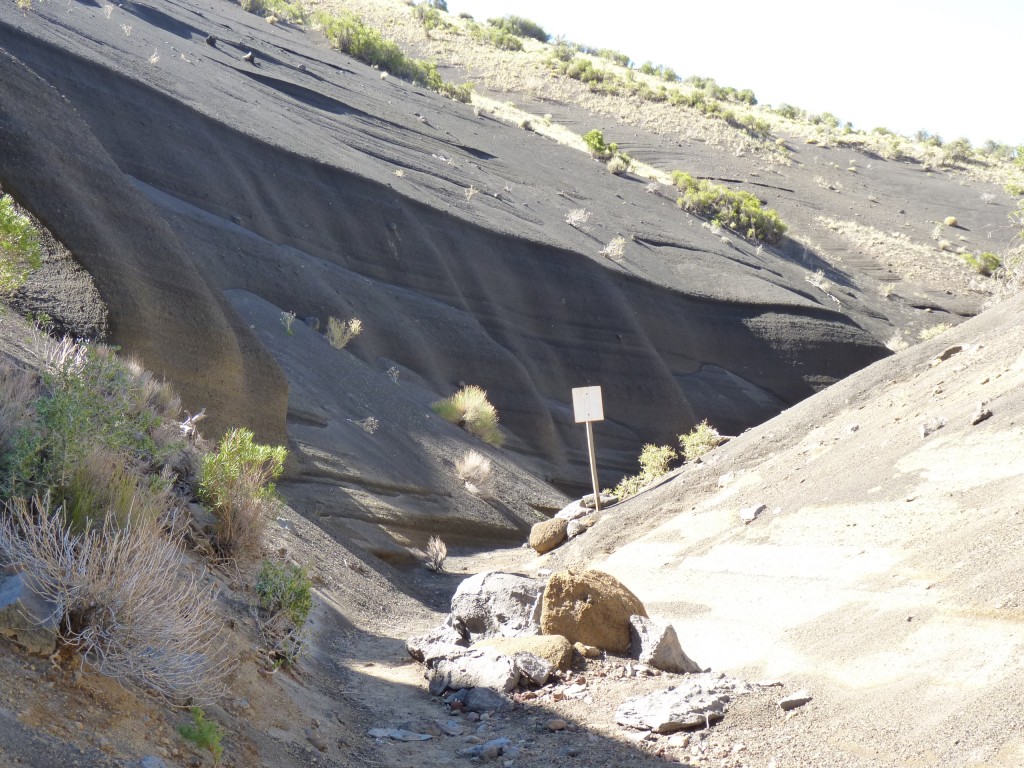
678 420 722 462
315 11 472 102
178 707 224 766
256 560 312 627
199 428 286 558
613 444 676 501
962 251 1001 276
1005 182 1024 196
240 0 306 22
431 385 503 446
582 129 617 159
486 14 548 42
0 194 42 295
468 22 522 50
671 171 788 243
413 3 444 32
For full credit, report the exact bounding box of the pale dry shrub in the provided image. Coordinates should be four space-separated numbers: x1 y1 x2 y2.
0 496 230 703
455 450 493 496
0 362 38 456
326 317 362 349
424 535 447 572
607 155 628 175
565 208 591 228
886 333 909 352
600 236 626 260
63 447 175 531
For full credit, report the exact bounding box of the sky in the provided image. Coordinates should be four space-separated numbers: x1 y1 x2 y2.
444 0 1023 147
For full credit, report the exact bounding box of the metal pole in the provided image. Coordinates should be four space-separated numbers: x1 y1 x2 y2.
586 420 601 512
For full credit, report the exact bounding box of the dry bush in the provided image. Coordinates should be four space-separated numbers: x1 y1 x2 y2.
424 535 447 572
599 236 626 260
565 208 591 228
326 316 362 349
455 450 493 496
62 448 175 531
678 419 723 462
0 362 39 469
0 496 230 703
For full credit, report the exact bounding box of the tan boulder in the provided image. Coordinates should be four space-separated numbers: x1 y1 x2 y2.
540 570 648 653
474 634 573 671
529 518 568 554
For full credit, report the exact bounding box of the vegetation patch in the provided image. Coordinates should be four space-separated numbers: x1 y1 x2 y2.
431 385 504 446
486 14 548 42
672 171 787 243
315 11 472 102
679 420 723 462
0 193 42 295
612 444 676 501
240 0 306 22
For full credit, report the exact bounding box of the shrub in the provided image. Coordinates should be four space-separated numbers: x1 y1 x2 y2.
962 251 1001 276
0 193 42 295
1005 182 1024 197
0 362 40 496
582 129 616 158
613 444 677 501
256 560 312 627
468 22 522 50
0 496 229 702
456 449 493 496
424 534 447 572
315 11 472 102
486 14 548 42
178 707 225 766
199 428 286 558
679 419 722 462
565 208 591 228
326 316 362 349
671 171 788 243
919 323 952 341
431 385 503 446
600 236 627 260
62 448 173 532
607 155 629 175
241 0 306 22
943 216 958 227
413 3 444 32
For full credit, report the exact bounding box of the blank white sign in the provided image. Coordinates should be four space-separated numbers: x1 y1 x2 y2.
572 386 604 423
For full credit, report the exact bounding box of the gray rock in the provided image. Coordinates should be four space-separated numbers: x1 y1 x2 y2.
616 674 751 733
428 649 519 695
459 737 510 759
567 515 597 539
970 403 993 425
465 687 509 712
366 727 432 741
739 504 766 524
581 492 617 509
140 757 168 768
450 572 544 639
629 615 702 674
511 651 555 686
555 501 589 521
0 573 59 656
407 617 469 666
779 689 813 711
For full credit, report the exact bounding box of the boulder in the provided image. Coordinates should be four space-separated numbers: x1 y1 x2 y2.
581 492 617 509
616 674 752 733
406 617 469 666
529 518 568 554
0 573 59 656
465 687 509 713
540 570 647 653
566 515 597 539
427 649 519 695
474 634 573 671
629 615 702 674
510 652 555 686
554 501 589 522
450 572 544 639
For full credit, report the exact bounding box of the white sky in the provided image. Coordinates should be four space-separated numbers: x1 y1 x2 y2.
445 0 1023 147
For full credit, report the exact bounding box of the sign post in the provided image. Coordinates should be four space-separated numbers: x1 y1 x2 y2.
572 386 604 512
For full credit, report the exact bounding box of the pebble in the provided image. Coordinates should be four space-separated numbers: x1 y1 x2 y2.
546 719 566 732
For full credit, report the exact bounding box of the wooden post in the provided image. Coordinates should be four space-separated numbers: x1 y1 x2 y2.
572 386 604 512
586 420 601 512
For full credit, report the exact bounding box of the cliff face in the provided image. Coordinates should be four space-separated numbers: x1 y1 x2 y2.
0 0 885 502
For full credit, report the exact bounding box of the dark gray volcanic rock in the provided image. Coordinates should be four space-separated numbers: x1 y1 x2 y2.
0 1 886 496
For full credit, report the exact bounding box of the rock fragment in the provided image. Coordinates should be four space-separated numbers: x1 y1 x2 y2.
629 615 702 674
779 689 813 711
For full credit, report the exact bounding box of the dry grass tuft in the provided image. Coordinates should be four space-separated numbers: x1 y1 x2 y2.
424 535 447 572
326 317 362 349
431 385 504 446
455 450 493 497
